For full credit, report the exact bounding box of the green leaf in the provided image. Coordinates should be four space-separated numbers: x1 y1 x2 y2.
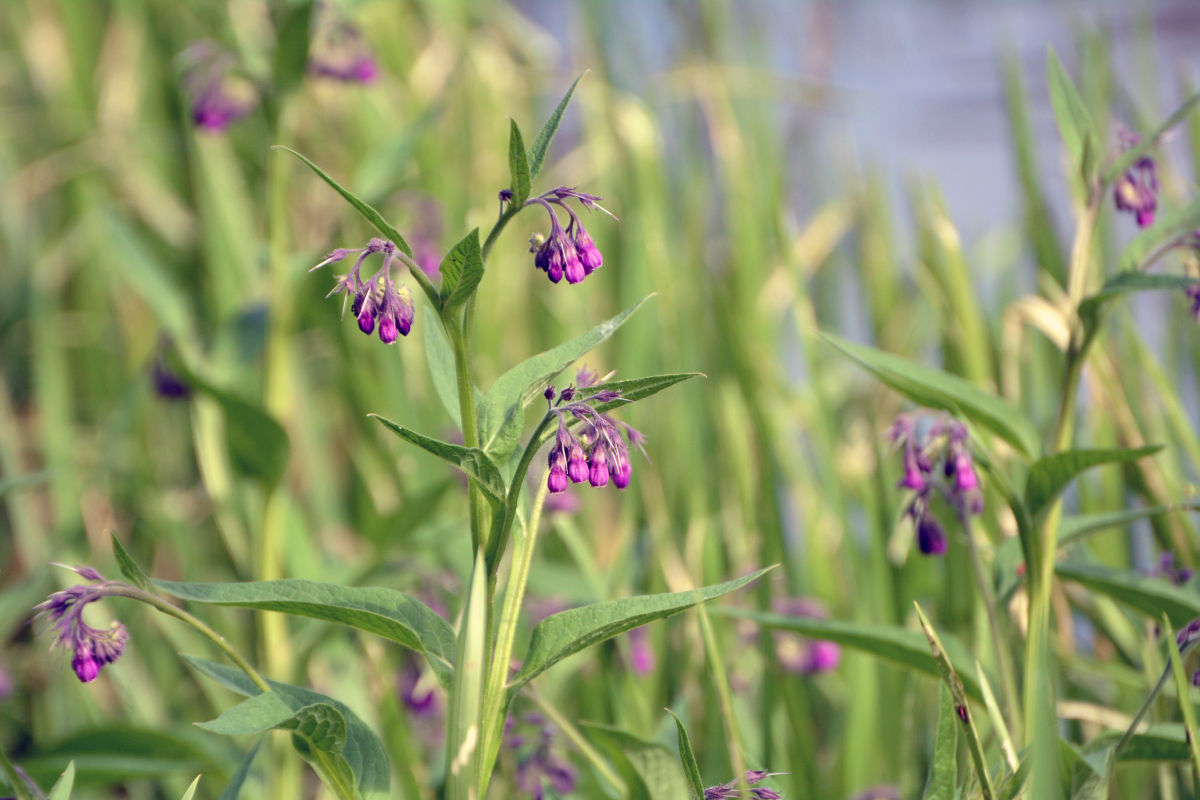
1047 47 1096 176
111 534 155 594
528 73 585 180
665 710 704 800
439 228 484 311
423 305 466 427
369 415 507 507
713 608 985 701
47 761 75 800
583 723 691 800
1115 196 1200 273
1079 271 1200 336
1104 92 1200 183
156 579 456 689
924 685 957 800
1163 616 1200 779
184 658 389 800
507 120 531 206
180 775 201 800
822 333 1041 458
0 747 32 800
476 296 653 463
1060 503 1200 548
216 741 262 800
535 373 705 448
510 568 769 698
273 146 413 259
1086 724 1190 762
914 604 995 800
1056 561 1200 628
272 1 314 96
1024 446 1162 521
199 696 358 800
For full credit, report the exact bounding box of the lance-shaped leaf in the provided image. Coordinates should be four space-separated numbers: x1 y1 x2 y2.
712 608 985 701
157 579 456 689
509 569 769 699
666 710 704 800
1115 196 1200 273
507 120 531 206
1056 561 1200 628
180 776 201 800
924 685 958 800
1085 724 1190 762
369 415 507 506
47 761 75 800
111 533 155 594
583 723 691 800
217 740 262 800
528 73 585 180
184 658 389 800
1024 446 1162 521
1061 503 1200 548
1104 93 1200 183
439 228 484 311
915 604 995 800
1079 271 1200 337
199 695 358 800
476 296 652 463
822 333 1041 458
533 373 705 448
1163 616 1200 779
1047 47 1097 177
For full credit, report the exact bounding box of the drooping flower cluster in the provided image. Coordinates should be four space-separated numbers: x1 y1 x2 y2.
704 770 786 800
770 598 842 675
307 9 379 83
1154 552 1193 587
1113 129 1159 228
889 412 983 557
179 41 257 132
542 368 647 493
523 188 611 285
312 238 415 344
504 713 577 800
35 567 128 683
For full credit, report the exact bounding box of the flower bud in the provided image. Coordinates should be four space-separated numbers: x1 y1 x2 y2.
567 443 589 484
588 445 610 488
573 225 604 274
547 447 568 493
916 511 947 556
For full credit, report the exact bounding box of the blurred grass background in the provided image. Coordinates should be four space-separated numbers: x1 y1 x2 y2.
4 1 1200 798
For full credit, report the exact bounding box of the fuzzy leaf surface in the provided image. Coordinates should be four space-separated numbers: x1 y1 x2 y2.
111 535 155 594
438 228 483 311
1024 446 1162 521
924 685 958 800
1046 47 1096 175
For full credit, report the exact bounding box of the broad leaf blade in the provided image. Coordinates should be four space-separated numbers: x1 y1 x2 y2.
1056 561 1200 627
1047 47 1096 175
423 305 464 427
1086 725 1190 762
157 579 456 689
274 146 412 259
584 723 691 800
924 686 957 800
369 415 507 506
216 740 262 800
528 73 585 180
510 568 770 696
822 333 1041 458
1024 446 1162 521
507 120 531 205
476 296 652 463
440 228 484 311
184 658 389 800
111 534 155 594
666 710 704 800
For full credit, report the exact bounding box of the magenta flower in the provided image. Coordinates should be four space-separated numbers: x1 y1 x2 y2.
525 188 613 286
704 771 788 800
35 567 128 683
771 598 841 675
504 714 577 800
1114 129 1159 228
541 369 647 494
179 42 256 132
307 13 380 84
312 238 415 344
626 626 656 676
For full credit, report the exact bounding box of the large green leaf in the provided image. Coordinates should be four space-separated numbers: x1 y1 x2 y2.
199 695 358 800
713 609 985 701
1079 271 1200 337
21 725 228 788
438 228 484 311
924 685 958 800
583 723 691 800
1056 561 1200 627
507 120 531 206
1104 93 1200 183
528 73 585 180
1047 47 1097 177
822 333 1041 458
184 658 389 800
369 415 507 506
216 741 262 800
156 579 456 689
1024 446 1162 521
509 568 769 697
476 296 652 463
666 710 703 800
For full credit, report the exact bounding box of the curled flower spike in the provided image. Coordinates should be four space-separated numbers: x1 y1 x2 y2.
527 188 613 286
704 771 788 800
179 41 256 132
543 368 647 495
1114 130 1159 228
35 569 129 683
312 238 415 344
307 11 379 83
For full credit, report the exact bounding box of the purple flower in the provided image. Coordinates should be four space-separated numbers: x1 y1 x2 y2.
397 657 441 719
915 509 948 556
35 575 128 683
179 42 256 132
1186 281 1200 321
770 598 841 675
527 188 614 286
307 12 380 84
626 626 656 676
850 787 901 800
543 488 580 515
1154 552 1193 587
1114 130 1159 228
0 660 12 701
312 238 415 344
505 713 577 800
704 771 787 800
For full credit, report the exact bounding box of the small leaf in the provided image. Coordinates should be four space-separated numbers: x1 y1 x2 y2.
184 658 389 800
110 533 155 594
274 146 412 259
510 568 769 697
439 228 484 311
822 332 1041 457
583 723 691 800
924 686 957 800
369 415 507 507
216 741 262 800
156 579 456 689
666 710 704 800
1046 47 1097 176
272 1 314 96
1104 92 1200 183
476 296 653 463
1024 446 1162 521
712 608 985 701
1079 271 1200 337
507 120 531 206
1056 561 1200 628
180 775 201 800
528 73 585 180
47 761 75 800
423 305 465 427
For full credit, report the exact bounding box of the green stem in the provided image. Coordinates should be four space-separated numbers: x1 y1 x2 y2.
527 686 628 799
697 604 749 800
481 207 519 264
444 549 489 800
486 413 555 575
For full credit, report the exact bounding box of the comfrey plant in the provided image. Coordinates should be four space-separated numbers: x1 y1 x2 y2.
34 77 768 800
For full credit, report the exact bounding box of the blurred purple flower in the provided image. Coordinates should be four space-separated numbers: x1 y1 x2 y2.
771 598 841 675
397 656 442 720
704 771 787 800
152 357 190 400
0 660 12 701
543 487 580 515
525 597 570 626
35 569 128 683
307 11 379 83
505 713 577 800
1154 552 1193 587
179 41 256 132
1114 129 1159 228
626 625 656 676
849 786 901 800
